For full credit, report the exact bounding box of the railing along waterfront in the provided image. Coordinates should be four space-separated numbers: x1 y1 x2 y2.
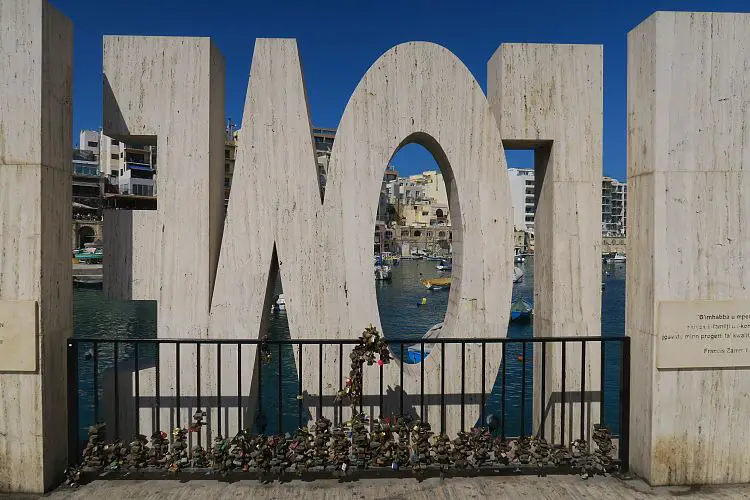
67 335 630 476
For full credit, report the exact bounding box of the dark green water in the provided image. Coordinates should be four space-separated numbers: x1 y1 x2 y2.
73 258 627 438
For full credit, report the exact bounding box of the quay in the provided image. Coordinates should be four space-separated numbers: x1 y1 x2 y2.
37 475 750 499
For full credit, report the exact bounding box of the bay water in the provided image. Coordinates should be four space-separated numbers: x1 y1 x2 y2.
73 257 626 438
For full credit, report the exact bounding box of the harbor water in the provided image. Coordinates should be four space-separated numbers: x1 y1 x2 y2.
73 257 626 438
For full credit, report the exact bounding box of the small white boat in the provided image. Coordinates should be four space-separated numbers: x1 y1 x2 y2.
271 294 286 312
436 259 452 271
513 266 524 283
612 252 626 263
406 323 442 362
375 265 392 280
514 255 526 264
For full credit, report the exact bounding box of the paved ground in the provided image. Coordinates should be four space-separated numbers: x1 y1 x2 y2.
7 475 750 499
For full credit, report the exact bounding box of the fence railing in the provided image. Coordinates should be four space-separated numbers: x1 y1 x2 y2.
67 335 630 473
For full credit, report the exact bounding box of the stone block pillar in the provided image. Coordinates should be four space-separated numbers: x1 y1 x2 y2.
488 44 603 444
628 12 750 485
0 0 73 492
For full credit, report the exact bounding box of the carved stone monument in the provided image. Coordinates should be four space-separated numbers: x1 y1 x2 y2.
628 11 750 485
488 43 603 443
0 0 73 492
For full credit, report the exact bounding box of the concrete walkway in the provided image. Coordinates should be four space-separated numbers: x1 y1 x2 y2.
12 475 750 499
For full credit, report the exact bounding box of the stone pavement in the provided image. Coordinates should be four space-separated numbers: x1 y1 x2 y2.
7 475 750 499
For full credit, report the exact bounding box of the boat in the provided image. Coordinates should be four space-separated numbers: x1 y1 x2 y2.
426 255 443 261
405 323 442 363
271 294 286 312
73 275 103 289
422 277 451 290
510 297 533 323
74 247 103 263
436 259 452 271
375 264 392 280
381 252 400 266
409 249 424 259
514 255 526 264
612 252 626 263
513 266 524 283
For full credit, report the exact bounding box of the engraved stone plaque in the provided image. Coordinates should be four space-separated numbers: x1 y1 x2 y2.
657 300 750 369
0 300 38 372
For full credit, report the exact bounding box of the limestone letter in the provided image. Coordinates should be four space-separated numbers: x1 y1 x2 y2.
102 36 226 437
488 44 603 443
628 12 750 485
0 0 72 492
210 40 515 436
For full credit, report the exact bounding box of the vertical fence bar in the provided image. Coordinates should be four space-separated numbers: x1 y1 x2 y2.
520 341 526 437
379 361 383 417
619 338 631 471
175 343 181 430
217 345 222 437
461 342 465 432
155 342 160 432
399 342 404 416
501 342 506 439
339 343 343 424
67 341 79 465
257 343 263 433
113 341 119 439
236 343 242 431
540 341 546 439
580 340 586 442
299 343 304 429
481 342 485 427
560 342 566 447
196 343 202 413
600 339 606 426
92 342 99 424
441 342 445 434
319 343 324 419
134 341 140 436
420 342 425 422
278 344 283 434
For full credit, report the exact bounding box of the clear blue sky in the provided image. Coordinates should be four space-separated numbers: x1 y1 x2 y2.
56 0 749 180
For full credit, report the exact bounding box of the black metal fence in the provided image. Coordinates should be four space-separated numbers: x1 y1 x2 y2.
67 335 630 472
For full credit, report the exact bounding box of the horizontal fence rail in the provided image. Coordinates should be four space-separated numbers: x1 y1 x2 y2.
67 335 630 477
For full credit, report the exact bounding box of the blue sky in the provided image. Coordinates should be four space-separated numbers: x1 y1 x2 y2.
56 0 749 179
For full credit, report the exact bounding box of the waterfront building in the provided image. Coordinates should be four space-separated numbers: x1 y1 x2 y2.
508 167 627 239
602 176 627 235
72 148 104 248
313 126 335 196
224 122 239 208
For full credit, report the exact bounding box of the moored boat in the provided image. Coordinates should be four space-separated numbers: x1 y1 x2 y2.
510 297 533 322
422 277 451 290
436 259 452 271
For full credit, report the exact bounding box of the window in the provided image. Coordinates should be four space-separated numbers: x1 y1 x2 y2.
87 141 98 148
414 230 422 237
111 140 119 146
120 169 124 175
401 230 409 237
439 231 446 237
427 232 432 237
225 149 230 159
111 170 118 176
225 162 230 173
111 153 118 160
